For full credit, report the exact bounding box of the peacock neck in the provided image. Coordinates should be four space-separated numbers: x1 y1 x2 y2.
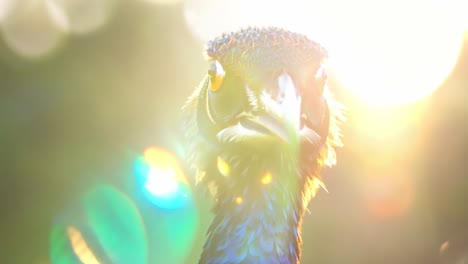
199 156 305 264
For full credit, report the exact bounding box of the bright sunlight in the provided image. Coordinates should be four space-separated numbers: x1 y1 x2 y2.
184 0 466 106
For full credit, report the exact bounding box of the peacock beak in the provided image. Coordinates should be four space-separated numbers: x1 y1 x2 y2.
247 72 302 142
217 72 322 145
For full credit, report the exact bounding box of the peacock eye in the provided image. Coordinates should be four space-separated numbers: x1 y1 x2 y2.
208 60 225 92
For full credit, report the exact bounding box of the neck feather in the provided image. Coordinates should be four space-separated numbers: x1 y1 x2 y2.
199 152 313 264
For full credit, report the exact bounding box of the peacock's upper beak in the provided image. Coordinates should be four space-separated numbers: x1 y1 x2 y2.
216 73 322 145
242 73 301 142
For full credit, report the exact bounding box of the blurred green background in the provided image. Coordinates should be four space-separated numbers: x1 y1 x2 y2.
0 1 467 263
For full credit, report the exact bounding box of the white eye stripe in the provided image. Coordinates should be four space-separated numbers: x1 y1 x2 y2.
208 60 225 77
214 60 225 76
315 65 327 79
205 79 217 124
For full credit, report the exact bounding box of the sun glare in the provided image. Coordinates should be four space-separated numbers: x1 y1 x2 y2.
184 0 466 106
326 0 465 106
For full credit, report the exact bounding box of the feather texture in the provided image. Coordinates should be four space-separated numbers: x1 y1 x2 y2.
183 26 343 264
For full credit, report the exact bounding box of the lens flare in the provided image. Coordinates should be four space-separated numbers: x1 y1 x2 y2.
146 204 199 264
47 0 116 34
440 240 450 256
0 0 14 22
67 226 101 264
134 146 191 210
50 185 148 264
184 0 465 106
364 172 414 220
0 0 65 58
439 236 468 264
138 0 182 5
50 225 83 264
145 167 180 196
82 185 148 264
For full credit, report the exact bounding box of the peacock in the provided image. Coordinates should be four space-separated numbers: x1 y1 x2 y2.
183 27 343 264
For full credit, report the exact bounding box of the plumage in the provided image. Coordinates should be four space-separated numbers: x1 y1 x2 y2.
183 27 343 264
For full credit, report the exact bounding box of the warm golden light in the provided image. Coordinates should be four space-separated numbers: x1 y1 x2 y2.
67 226 101 264
440 240 450 256
216 156 230 177
310 177 327 198
364 173 414 219
261 172 273 185
235 196 243 204
138 0 182 5
184 0 465 106
327 1 464 106
349 103 428 153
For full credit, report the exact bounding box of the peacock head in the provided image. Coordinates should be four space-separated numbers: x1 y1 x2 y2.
192 27 341 165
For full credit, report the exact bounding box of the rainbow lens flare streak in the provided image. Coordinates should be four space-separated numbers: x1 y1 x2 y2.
49 185 148 264
134 146 191 210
